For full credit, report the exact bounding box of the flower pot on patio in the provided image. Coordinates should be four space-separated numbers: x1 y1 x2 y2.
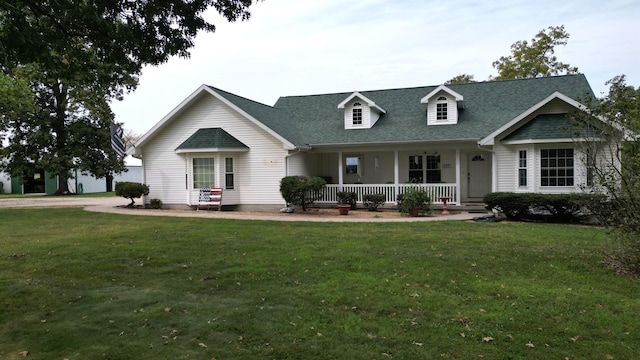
338 204 351 215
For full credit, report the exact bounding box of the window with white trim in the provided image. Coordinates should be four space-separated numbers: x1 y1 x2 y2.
409 155 423 182
225 157 234 189
436 96 448 120
518 150 527 187
541 148 574 186
426 155 441 183
193 158 215 188
352 103 363 125
345 156 360 175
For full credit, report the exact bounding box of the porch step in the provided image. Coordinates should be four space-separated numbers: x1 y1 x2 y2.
442 203 490 213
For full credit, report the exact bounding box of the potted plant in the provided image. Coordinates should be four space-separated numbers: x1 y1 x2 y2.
337 191 357 215
399 187 432 217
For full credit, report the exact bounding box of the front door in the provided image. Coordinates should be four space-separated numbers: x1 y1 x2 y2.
468 153 491 199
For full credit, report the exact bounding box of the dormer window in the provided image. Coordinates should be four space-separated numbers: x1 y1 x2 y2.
338 92 386 130
436 96 448 121
352 103 363 125
421 86 463 125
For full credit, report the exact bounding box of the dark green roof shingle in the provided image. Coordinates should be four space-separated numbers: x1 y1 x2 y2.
207 74 595 147
503 114 572 140
176 128 249 150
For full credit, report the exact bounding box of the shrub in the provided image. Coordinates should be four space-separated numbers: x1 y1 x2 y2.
362 194 386 211
336 191 357 209
147 198 163 209
483 192 608 223
399 187 432 215
279 176 326 211
115 181 149 207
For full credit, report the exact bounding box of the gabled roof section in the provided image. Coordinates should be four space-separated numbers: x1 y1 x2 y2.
175 128 249 153
337 92 386 113
502 114 573 141
479 91 589 146
129 85 307 156
274 74 594 146
421 85 464 106
207 86 307 149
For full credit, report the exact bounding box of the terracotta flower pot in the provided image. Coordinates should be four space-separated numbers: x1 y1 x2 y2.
338 204 350 215
408 207 420 217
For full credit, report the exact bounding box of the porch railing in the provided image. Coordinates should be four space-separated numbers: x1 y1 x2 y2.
315 183 457 205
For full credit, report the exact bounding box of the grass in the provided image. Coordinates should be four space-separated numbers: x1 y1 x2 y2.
0 192 116 199
1 208 638 359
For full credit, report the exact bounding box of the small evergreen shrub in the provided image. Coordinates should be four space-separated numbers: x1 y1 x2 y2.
279 176 326 211
115 181 150 207
147 198 163 209
362 194 386 211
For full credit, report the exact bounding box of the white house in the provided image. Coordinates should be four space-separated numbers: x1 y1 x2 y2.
130 74 599 210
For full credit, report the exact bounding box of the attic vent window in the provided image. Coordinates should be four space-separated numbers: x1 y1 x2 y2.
436 96 448 121
352 103 363 125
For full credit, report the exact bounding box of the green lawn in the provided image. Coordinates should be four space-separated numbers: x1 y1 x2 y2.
0 192 116 199
1 208 638 359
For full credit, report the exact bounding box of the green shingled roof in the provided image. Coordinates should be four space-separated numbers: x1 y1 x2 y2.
207 86 306 147
503 114 572 140
176 128 249 150
206 75 595 148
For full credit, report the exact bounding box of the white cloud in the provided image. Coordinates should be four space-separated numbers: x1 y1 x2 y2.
111 0 640 134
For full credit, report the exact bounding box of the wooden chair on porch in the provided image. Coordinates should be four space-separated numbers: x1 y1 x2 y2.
197 188 223 211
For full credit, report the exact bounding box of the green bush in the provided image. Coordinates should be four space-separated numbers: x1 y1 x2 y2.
399 187 432 215
147 198 163 209
336 191 357 209
115 181 149 207
279 176 326 211
483 192 608 223
362 194 386 211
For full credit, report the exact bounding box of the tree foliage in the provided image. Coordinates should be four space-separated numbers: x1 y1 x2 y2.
445 74 476 84
0 0 258 193
491 25 579 80
570 75 640 275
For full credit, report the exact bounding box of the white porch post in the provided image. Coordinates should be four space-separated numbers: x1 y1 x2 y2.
338 151 344 191
455 149 461 205
491 151 498 192
394 150 399 197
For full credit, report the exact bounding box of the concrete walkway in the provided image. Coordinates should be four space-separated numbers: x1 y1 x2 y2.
0 196 490 222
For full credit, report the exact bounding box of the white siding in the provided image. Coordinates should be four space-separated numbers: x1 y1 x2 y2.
344 100 382 129
494 145 517 192
427 94 458 125
494 143 591 194
139 94 289 206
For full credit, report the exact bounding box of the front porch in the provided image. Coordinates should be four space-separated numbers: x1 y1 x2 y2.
316 183 458 205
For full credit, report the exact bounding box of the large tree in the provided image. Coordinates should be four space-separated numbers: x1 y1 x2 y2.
0 0 257 193
570 75 640 275
491 25 579 80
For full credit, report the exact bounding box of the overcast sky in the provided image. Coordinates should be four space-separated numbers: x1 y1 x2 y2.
111 0 640 135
